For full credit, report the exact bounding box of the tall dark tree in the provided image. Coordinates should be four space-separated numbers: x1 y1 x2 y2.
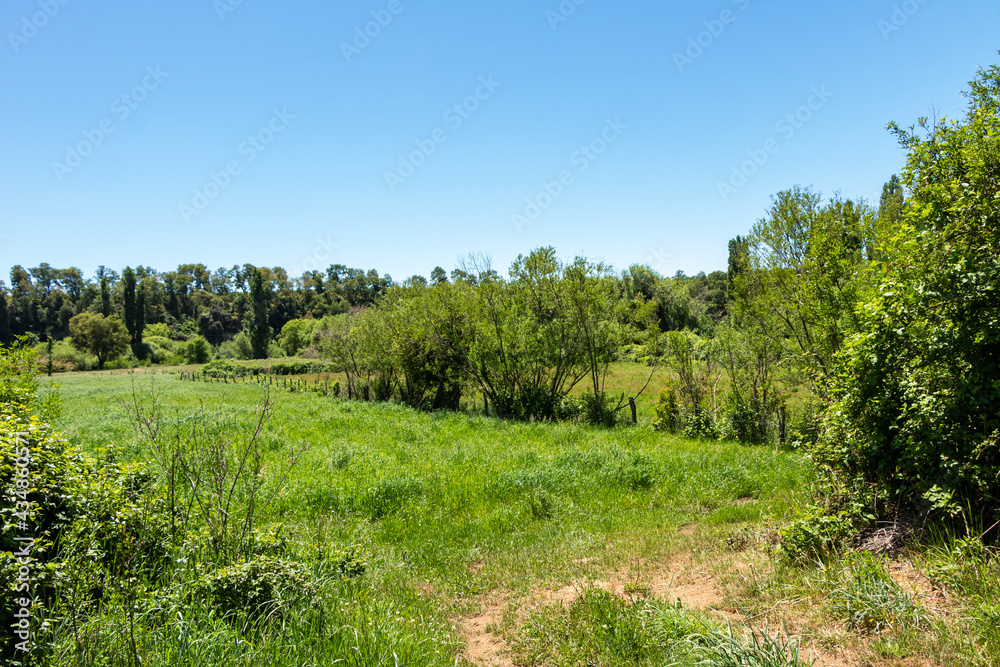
122 267 146 357
247 268 271 359
100 276 111 317
0 290 11 345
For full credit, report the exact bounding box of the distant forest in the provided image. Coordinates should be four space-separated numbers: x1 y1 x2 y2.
0 258 729 367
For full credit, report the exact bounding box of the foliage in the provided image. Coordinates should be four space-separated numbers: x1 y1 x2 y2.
247 268 271 360
715 321 787 445
652 383 681 432
200 359 257 377
730 187 880 391
68 312 129 370
184 335 212 364
278 318 317 357
196 555 316 620
825 551 929 633
817 61 1000 524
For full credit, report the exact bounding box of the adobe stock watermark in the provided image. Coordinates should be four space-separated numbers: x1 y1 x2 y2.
179 108 294 223
7 0 73 54
546 0 587 31
878 0 930 40
511 117 627 233
341 0 404 63
9 430 34 656
673 0 751 73
51 66 169 183
214 0 249 21
384 75 501 192
717 85 833 202
647 247 671 273
289 235 340 278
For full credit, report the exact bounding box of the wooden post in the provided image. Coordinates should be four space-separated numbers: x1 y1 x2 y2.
629 397 637 425
778 406 786 446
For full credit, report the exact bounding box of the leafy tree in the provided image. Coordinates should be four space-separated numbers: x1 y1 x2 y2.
731 187 877 390
247 268 271 359
429 266 449 286
278 319 317 357
819 60 1000 523
715 320 786 445
878 174 905 224
68 312 129 369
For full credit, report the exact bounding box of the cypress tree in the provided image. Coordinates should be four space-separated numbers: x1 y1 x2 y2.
248 268 270 359
100 276 111 317
123 267 137 342
122 267 146 357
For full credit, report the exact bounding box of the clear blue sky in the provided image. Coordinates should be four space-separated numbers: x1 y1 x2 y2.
2 0 998 282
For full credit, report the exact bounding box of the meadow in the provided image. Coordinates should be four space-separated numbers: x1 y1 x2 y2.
9 368 982 666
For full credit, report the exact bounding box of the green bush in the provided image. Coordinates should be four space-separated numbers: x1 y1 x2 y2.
652 384 681 432
197 555 315 620
144 322 171 339
683 405 719 440
200 359 258 378
268 361 336 376
817 62 1000 526
185 336 212 364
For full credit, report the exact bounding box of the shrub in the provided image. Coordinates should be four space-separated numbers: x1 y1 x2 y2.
185 336 212 364
200 360 257 378
683 405 719 440
268 362 336 376
35 339 95 372
144 322 171 338
817 62 1000 525
197 555 315 620
652 384 681 432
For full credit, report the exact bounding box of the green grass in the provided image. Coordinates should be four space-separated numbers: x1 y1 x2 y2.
35 371 816 665
21 370 997 665
52 372 811 590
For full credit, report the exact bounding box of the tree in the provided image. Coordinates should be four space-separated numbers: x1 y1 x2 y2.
122 267 145 357
184 336 212 364
0 290 10 345
69 312 129 370
100 276 111 317
278 318 317 357
819 60 1000 523
429 266 449 286
247 268 271 359
731 187 878 390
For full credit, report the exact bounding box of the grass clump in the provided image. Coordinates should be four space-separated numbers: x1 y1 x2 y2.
824 551 928 634
514 591 813 667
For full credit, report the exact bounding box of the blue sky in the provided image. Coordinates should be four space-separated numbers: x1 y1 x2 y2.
1 0 998 283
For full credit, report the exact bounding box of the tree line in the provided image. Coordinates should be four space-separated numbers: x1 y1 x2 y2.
0 257 728 369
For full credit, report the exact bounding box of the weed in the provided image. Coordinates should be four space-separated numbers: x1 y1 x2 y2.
825 551 929 633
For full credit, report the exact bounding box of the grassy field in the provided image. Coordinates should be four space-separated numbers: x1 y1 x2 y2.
34 371 1000 666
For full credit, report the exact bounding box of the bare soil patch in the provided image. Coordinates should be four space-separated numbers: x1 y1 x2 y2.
460 594 512 667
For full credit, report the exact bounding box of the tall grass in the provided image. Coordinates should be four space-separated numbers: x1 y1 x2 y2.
38 372 815 665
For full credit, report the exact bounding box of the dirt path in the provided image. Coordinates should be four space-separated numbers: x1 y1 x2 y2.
460 594 512 667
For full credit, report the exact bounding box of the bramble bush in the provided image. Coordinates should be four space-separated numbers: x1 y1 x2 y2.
814 61 1000 531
